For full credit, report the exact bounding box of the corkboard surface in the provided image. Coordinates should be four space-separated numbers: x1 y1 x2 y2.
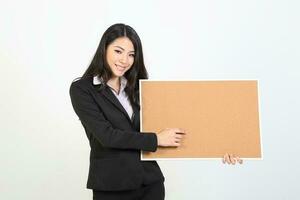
140 80 262 160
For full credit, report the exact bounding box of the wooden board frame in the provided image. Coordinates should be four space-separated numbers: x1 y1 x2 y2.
140 80 263 161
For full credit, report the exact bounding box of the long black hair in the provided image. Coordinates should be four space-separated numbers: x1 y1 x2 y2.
81 23 148 107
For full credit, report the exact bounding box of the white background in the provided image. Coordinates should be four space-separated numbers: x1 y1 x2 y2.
1 0 299 199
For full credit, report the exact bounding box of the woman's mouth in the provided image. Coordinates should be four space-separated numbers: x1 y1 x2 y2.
116 64 126 72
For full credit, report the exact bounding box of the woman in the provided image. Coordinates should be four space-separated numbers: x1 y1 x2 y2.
70 23 242 200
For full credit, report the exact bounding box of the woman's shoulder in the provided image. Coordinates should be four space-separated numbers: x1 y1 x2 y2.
71 76 93 87
69 76 94 94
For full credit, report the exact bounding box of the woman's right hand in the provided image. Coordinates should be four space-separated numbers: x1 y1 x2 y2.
157 128 186 147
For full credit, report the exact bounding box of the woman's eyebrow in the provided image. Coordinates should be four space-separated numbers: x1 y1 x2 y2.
114 46 135 53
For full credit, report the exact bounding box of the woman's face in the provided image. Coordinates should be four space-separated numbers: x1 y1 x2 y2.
106 37 135 78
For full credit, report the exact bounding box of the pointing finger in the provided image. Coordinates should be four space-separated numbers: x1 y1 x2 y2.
174 128 186 134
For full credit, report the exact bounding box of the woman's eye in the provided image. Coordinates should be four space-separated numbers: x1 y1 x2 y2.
129 54 135 57
114 50 122 54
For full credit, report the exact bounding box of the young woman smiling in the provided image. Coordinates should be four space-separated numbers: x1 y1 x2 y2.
70 23 242 200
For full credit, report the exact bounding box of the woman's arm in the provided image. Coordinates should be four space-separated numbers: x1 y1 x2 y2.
70 81 158 152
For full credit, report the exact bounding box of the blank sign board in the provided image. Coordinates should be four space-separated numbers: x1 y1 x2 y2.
140 80 262 160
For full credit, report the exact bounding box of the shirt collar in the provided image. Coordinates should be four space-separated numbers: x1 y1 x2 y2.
93 75 128 91
93 75 103 85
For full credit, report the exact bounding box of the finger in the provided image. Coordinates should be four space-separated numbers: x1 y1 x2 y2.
236 157 243 164
175 132 186 137
225 153 231 164
173 142 181 147
230 154 236 165
222 154 226 164
175 135 183 139
174 138 181 143
174 128 186 134
224 153 227 164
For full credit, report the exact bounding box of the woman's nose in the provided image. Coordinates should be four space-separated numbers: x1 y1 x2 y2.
119 55 128 64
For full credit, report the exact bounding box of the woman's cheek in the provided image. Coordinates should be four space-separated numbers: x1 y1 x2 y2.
130 58 134 66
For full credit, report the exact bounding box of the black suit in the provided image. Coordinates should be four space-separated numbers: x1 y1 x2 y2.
69 76 164 192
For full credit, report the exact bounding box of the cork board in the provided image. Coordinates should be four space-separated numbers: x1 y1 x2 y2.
140 80 262 160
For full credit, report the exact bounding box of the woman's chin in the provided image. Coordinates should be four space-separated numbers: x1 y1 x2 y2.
112 72 125 77
112 68 129 77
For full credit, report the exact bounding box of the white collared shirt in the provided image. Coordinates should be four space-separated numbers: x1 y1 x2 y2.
93 75 133 120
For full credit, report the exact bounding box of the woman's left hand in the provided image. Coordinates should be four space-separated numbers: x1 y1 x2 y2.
222 153 243 165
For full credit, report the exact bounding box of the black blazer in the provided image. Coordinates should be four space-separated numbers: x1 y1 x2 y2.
69 76 164 191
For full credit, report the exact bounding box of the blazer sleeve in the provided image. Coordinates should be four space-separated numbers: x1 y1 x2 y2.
69 81 158 152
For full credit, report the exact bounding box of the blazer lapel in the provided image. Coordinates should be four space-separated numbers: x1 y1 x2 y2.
91 75 136 125
100 86 132 122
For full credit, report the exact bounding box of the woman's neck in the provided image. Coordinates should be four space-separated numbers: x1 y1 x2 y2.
107 76 121 94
